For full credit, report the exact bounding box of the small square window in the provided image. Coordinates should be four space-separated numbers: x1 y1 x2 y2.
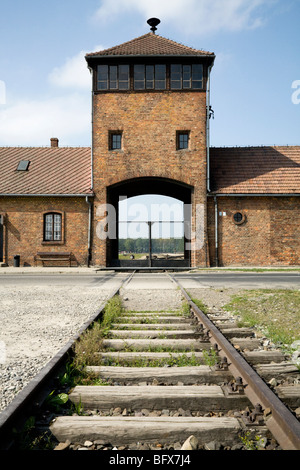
109 132 122 150
177 132 190 150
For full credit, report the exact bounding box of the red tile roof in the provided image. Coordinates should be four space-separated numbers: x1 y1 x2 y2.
210 146 300 194
86 33 215 58
1 145 299 196
0 146 92 196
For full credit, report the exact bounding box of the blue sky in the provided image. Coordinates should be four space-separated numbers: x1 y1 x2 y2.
0 0 299 149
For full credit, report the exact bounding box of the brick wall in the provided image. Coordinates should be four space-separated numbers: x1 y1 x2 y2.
92 91 208 267
207 196 300 266
0 196 89 266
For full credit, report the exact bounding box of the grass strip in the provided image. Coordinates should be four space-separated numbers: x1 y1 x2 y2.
223 288 300 348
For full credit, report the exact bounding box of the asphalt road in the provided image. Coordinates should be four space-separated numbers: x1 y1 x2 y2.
174 272 300 289
0 271 299 289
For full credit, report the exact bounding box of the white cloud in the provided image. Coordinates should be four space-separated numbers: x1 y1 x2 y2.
48 45 104 89
0 80 6 105
0 93 91 146
95 0 275 35
0 46 108 146
48 51 91 89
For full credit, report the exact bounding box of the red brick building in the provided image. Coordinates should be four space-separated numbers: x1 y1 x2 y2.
0 25 299 268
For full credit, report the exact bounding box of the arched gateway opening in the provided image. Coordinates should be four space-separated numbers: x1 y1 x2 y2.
107 177 192 268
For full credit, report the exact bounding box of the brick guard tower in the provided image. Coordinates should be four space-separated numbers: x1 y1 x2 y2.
85 20 215 268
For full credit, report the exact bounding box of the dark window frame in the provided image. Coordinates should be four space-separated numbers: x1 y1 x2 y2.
177 131 190 150
133 64 167 90
43 212 62 242
97 64 130 91
109 131 123 151
95 62 205 92
232 212 246 225
171 64 203 90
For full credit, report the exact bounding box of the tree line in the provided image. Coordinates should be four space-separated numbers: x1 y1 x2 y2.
119 238 184 254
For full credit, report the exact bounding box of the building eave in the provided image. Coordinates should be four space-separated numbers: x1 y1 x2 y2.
0 193 94 197
208 193 300 197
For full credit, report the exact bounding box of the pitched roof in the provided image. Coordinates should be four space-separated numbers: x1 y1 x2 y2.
1 144 299 197
86 32 214 58
0 145 93 196
210 146 300 194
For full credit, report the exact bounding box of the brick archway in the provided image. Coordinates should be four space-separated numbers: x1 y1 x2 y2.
106 177 192 267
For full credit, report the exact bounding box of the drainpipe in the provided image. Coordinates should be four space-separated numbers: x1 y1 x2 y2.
90 88 94 191
206 65 212 193
86 196 92 267
214 196 219 267
87 63 94 192
85 65 94 268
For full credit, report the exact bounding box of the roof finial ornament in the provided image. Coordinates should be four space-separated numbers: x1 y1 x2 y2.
147 18 161 33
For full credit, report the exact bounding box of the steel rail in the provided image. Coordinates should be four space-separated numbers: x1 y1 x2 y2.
0 271 134 450
169 273 300 451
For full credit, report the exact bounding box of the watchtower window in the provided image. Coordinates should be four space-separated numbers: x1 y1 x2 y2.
177 131 190 150
97 64 130 90
134 64 166 90
171 64 203 90
109 132 122 150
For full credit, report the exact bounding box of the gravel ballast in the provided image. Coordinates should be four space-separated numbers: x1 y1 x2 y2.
0 284 116 411
1 273 297 417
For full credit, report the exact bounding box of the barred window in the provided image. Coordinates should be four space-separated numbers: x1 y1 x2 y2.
44 213 62 241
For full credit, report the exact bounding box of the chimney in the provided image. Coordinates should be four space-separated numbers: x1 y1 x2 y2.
50 137 59 148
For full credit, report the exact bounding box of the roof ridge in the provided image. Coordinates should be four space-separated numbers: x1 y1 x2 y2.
153 32 212 54
86 32 214 57
86 33 152 56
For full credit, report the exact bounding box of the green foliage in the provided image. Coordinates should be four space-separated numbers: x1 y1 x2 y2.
202 348 219 366
224 289 300 347
45 390 69 411
239 431 262 450
102 295 124 327
189 296 209 315
73 295 123 368
181 301 190 316
119 237 184 254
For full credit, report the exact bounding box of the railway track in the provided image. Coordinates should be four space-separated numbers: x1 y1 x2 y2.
0 271 299 451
